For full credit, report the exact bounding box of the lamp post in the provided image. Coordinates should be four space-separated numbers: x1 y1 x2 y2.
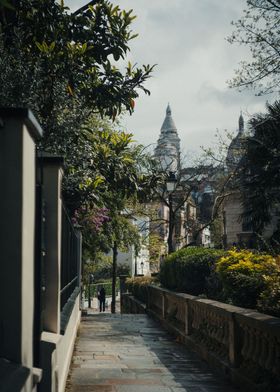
111 241 118 314
88 273 94 308
166 172 177 254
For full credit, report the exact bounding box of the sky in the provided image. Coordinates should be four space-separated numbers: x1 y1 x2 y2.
66 0 272 157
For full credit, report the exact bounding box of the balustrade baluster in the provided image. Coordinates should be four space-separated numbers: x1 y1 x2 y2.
241 324 250 360
252 329 261 365
258 332 268 368
212 314 219 341
217 316 223 343
272 337 280 375
246 327 256 361
222 319 229 347
192 304 197 330
265 337 275 371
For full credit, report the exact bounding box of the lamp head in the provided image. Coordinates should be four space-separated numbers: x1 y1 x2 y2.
166 171 176 192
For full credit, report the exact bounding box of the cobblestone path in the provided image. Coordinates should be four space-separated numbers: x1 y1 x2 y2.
66 313 238 392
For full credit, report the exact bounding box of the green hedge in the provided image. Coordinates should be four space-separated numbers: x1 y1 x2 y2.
216 249 279 308
157 247 280 317
86 279 119 298
257 276 280 317
126 276 156 303
124 248 280 317
93 263 130 281
159 247 225 296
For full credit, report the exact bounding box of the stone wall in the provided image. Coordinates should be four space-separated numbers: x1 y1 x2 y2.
122 285 280 392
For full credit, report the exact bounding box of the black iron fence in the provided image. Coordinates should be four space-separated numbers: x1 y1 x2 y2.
33 156 46 367
60 202 81 331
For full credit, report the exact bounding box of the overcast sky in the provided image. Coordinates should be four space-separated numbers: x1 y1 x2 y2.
66 0 273 157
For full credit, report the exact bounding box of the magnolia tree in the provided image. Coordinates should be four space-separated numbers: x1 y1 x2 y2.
71 128 161 312
0 0 154 123
0 0 158 312
0 0 155 211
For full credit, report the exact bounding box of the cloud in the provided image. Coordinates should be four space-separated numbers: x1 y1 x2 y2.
65 0 274 157
197 83 263 105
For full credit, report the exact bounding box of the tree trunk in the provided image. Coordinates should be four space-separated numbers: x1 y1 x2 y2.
111 241 118 313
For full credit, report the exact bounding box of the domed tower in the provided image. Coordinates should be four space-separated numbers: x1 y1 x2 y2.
226 112 246 170
154 104 181 172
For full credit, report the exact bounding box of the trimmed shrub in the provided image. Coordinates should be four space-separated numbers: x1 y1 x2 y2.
205 270 225 301
159 247 225 296
126 276 156 303
257 275 280 317
93 261 130 281
216 249 279 308
158 246 280 315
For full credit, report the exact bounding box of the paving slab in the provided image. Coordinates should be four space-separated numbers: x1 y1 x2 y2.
65 313 239 392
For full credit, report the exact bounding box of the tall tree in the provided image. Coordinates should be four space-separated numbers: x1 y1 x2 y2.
239 101 280 232
142 157 226 254
228 0 280 95
0 0 157 312
0 0 155 215
73 128 159 311
0 0 154 138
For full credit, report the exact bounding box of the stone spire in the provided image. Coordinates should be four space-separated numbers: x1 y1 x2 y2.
166 103 171 115
154 104 181 172
226 111 246 169
238 111 244 133
160 104 178 139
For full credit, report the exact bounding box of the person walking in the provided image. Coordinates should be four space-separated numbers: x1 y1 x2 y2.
98 286 106 312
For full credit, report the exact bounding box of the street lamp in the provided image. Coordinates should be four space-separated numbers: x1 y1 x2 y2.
88 273 94 308
166 172 177 254
166 172 176 192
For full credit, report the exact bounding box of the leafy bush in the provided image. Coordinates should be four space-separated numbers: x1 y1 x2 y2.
159 247 225 296
126 276 156 303
257 275 280 317
92 260 130 281
158 246 280 316
216 249 279 308
205 270 225 301
88 279 118 298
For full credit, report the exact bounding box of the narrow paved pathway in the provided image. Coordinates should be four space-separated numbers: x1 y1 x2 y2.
66 313 238 392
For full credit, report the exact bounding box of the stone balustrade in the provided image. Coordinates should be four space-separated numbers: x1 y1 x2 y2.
122 285 280 391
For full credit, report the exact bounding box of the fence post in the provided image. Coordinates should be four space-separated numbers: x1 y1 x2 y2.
39 154 64 334
0 108 43 390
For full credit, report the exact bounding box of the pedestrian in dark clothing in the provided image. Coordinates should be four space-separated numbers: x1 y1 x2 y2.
98 287 106 312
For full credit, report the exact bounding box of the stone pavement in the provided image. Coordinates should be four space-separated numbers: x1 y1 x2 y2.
65 313 238 392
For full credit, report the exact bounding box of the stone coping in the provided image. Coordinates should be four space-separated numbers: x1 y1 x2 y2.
149 284 280 327
0 107 43 140
0 358 31 392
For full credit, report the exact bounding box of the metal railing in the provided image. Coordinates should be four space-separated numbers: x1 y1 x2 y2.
60 203 81 318
33 156 46 367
